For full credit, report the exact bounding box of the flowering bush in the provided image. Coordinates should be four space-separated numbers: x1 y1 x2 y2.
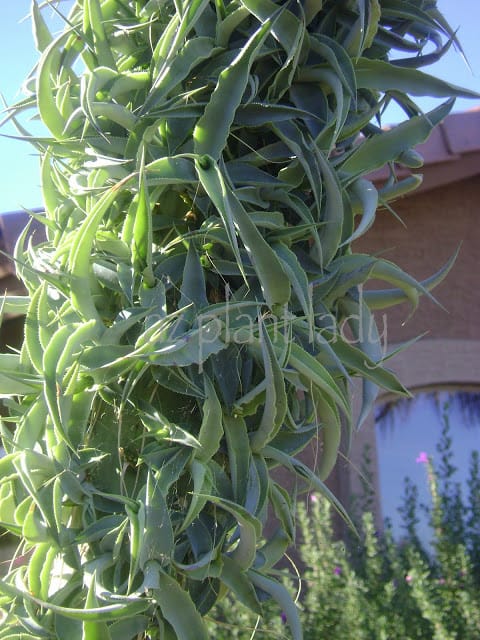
207 407 480 639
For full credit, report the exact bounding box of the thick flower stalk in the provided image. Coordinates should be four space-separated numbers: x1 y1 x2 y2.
0 1 477 638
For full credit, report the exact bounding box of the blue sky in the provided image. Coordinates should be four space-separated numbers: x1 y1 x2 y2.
1 1 479 213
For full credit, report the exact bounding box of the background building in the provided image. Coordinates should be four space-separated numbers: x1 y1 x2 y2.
345 108 480 535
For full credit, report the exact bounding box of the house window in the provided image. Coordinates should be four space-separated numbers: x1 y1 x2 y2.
375 389 480 543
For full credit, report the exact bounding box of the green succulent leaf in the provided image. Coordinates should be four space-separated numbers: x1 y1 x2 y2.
0 0 473 636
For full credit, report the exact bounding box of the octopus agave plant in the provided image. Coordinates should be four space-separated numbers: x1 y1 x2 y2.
0 1 477 638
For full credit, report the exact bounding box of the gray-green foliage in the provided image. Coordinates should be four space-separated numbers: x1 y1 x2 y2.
0 1 477 638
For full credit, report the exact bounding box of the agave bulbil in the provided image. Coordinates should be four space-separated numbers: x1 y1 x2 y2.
0 1 477 638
